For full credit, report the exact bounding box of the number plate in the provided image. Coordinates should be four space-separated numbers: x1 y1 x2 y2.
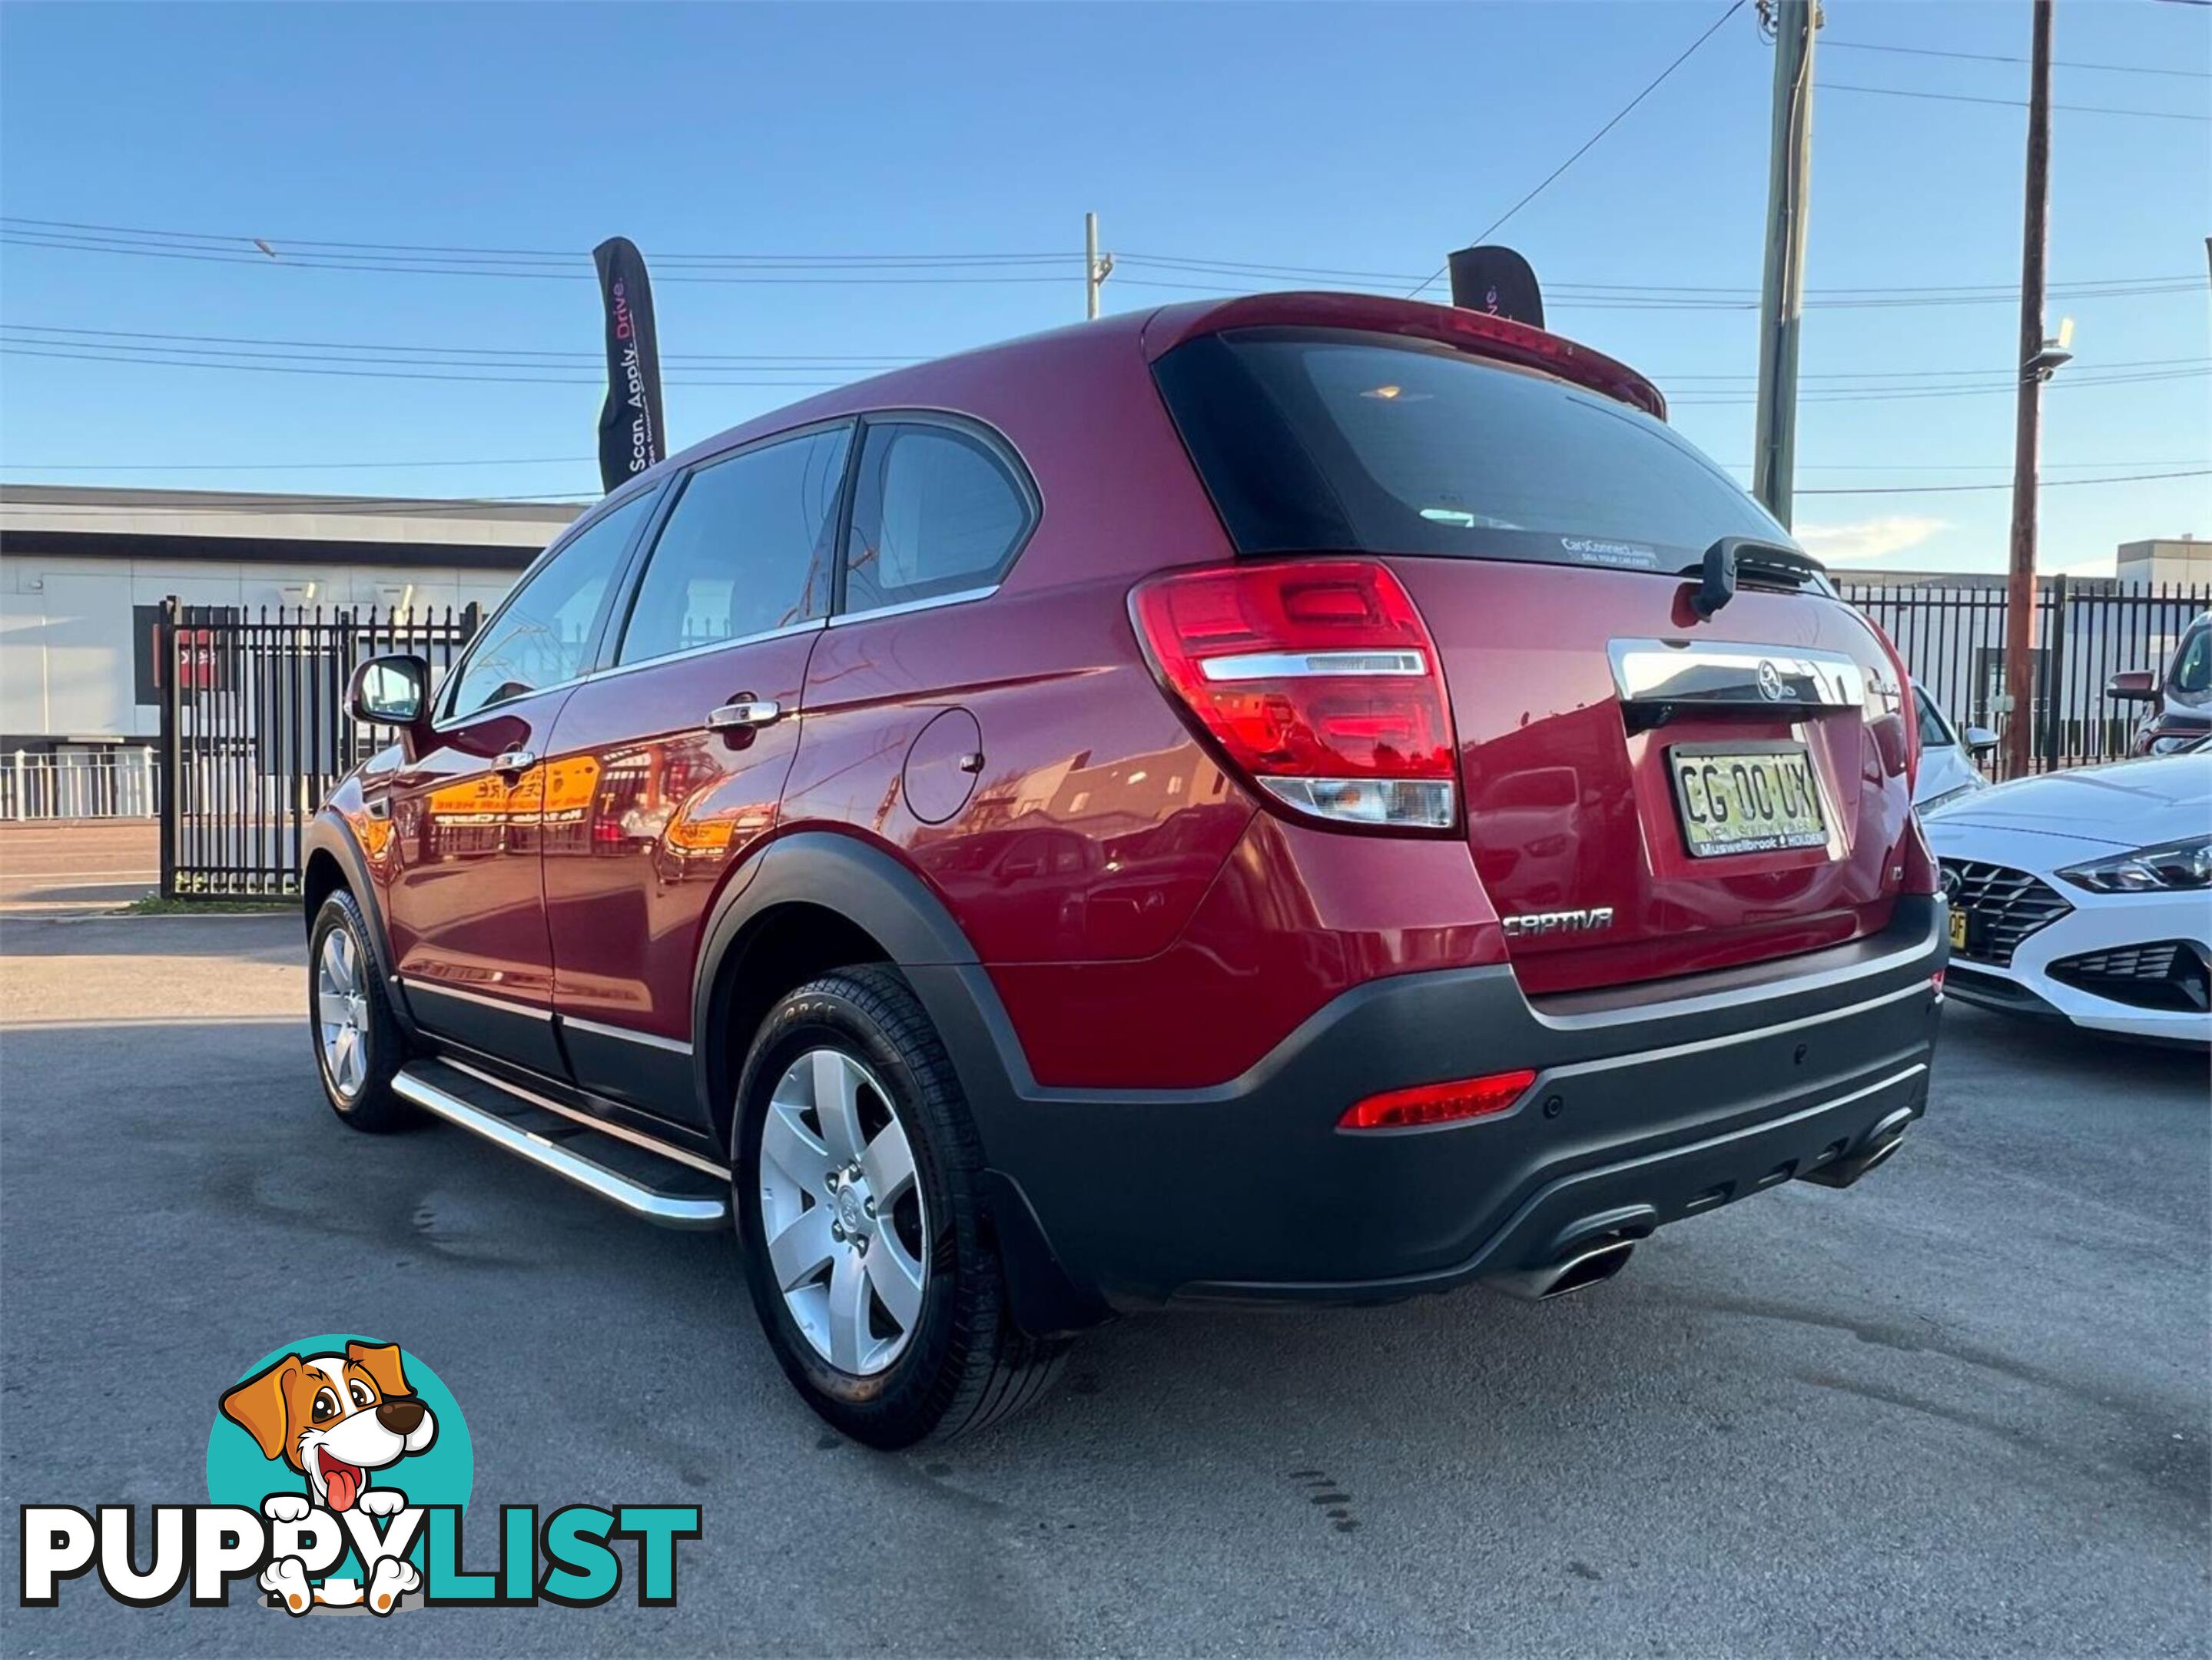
1667 742 1829 858
1949 907 1969 951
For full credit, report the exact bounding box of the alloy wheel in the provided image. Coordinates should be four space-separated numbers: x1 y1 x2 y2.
755 1047 929 1376
316 927 370 1100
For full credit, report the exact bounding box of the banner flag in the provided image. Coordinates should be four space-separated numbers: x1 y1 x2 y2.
1447 246 1544 329
592 237 667 493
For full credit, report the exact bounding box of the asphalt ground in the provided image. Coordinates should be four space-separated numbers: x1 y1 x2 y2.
2 911 2205 1657
0 822 160 915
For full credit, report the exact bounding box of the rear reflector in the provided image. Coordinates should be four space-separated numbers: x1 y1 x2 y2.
1339 1069 1537 1130
1129 559 1459 831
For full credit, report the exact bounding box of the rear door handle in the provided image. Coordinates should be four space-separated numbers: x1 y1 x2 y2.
492 749 537 775
706 699 782 732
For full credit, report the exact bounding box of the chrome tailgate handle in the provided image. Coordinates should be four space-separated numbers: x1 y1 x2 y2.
1607 640 1864 710
707 699 782 732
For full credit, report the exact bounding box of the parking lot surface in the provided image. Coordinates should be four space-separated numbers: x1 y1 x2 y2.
2 911 2206 1657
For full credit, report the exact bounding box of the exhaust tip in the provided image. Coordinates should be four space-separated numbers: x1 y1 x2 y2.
1544 1239 1637 1299
1484 1237 1638 1302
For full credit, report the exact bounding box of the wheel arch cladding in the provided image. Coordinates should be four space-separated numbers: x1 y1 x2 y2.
693 833 978 1144
690 833 1106 1333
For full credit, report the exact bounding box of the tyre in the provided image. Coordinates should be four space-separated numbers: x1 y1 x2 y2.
308 889 414 1133
733 965 1066 1448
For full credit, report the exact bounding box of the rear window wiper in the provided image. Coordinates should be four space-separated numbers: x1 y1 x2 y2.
1683 536 1827 616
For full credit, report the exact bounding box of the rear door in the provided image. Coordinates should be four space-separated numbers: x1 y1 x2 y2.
543 420 853 1132
383 488 659 1071
1154 328 1913 994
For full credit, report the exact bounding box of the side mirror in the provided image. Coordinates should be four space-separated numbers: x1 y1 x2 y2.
1962 725 1999 758
347 653 430 726
2105 669 2158 702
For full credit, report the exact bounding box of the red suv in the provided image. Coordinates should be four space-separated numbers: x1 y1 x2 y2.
308 292 1946 1446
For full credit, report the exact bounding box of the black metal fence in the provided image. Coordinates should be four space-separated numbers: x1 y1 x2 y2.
158 599 479 898
1838 579 2210 779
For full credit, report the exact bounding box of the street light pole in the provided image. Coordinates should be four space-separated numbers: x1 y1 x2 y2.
1752 0 1817 529
2001 0 2055 783
1084 212 1113 320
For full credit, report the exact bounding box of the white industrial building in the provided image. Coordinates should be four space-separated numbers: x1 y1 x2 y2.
0 485 579 754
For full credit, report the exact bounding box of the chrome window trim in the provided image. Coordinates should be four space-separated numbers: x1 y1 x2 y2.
585 617 827 686
1608 639 1865 709
398 975 554 1020
826 583 1000 627
559 1011 695 1057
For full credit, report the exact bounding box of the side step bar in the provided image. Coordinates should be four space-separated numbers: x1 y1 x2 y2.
392 1061 730 1230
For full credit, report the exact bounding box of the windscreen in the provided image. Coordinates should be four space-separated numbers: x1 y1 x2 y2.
1154 327 1793 575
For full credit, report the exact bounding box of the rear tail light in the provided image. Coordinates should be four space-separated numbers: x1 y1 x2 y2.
1340 1069 1536 1130
1129 559 1459 830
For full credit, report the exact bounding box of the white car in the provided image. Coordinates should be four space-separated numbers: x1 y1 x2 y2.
1912 685 1995 815
1924 751 2211 1042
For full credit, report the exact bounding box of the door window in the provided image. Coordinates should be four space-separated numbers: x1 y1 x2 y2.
617 424 852 666
2171 621 2210 706
843 421 1033 613
446 492 653 721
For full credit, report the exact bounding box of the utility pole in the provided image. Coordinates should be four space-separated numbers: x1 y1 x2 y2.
1752 0 1816 528
1084 211 1113 320
2001 0 2055 783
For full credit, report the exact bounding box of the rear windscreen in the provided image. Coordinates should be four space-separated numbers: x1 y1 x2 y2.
1153 327 1792 575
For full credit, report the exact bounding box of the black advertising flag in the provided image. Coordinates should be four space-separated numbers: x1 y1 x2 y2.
592 237 667 493
1446 246 1545 330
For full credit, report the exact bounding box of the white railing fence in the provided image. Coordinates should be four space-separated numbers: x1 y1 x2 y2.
0 749 160 821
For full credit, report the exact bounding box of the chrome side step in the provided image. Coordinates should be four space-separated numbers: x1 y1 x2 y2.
392 1063 730 1230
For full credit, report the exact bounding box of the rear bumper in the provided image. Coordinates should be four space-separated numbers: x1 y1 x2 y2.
914 896 1947 1324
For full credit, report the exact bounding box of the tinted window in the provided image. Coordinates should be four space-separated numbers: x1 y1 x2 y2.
2171 621 2210 703
1155 328 1789 573
618 426 851 665
446 492 652 720
1914 688 1956 749
844 422 1032 612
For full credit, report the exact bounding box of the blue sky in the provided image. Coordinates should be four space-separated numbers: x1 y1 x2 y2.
2 0 2205 573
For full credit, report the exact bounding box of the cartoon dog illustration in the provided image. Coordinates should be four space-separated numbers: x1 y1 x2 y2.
220 1340 436 1614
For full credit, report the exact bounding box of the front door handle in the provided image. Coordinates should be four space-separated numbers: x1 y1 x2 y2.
706 699 782 732
491 749 537 776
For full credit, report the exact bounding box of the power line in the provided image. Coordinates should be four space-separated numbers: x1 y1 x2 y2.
0 216 1076 264
14 324 2200 384
0 343 852 389
1670 365 2211 404
1408 0 1747 297
0 233 1081 284
5 221 2199 310
4 456 596 473
0 324 920 368
1823 81 2212 120
1797 467 2210 494
1657 354 2209 382
1822 38 2211 78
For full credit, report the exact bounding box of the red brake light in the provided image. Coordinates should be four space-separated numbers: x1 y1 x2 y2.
1129 559 1459 830
1340 1069 1537 1130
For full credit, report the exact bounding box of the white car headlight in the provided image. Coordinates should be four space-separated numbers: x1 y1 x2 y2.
2056 835 2212 894
1919 781 1985 816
